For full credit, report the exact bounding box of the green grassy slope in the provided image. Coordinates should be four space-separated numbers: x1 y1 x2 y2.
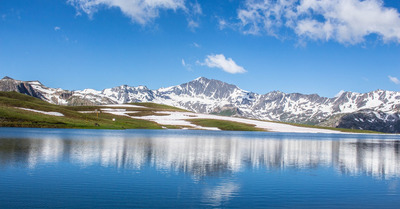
187 119 266 131
0 92 161 129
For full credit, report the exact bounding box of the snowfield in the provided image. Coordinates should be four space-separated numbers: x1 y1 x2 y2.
130 111 341 133
101 105 341 133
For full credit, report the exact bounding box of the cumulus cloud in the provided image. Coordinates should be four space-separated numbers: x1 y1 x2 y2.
200 54 247 74
67 0 186 25
238 0 400 44
389 75 400 84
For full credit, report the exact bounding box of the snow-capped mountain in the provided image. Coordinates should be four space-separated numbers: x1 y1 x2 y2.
1 76 400 132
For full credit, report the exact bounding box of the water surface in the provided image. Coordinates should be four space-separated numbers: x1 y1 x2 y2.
0 128 400 208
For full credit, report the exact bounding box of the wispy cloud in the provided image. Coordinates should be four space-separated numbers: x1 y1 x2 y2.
186 1 202 30
218 18 227 30
54 26 61 31
192 42 200 48
199 54 247 74
188 19 199 30
67 0 186 25
238 0 400 45
389 75 400 84
181 58 192 71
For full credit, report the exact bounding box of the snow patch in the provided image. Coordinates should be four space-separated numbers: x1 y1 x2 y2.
17 107 64 117
102 104 148 108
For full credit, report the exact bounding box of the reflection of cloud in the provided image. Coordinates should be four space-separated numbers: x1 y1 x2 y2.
203 182 239 206
1 133 400 179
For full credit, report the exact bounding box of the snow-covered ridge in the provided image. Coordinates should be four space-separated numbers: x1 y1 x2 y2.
1 76 400 126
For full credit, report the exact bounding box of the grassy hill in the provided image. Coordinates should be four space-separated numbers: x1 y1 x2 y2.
0 92 161 129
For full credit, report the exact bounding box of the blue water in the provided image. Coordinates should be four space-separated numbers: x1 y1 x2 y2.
0 128 400 208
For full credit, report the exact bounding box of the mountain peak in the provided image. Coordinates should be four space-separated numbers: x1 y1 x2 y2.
2 76 14 80
193 77 210 82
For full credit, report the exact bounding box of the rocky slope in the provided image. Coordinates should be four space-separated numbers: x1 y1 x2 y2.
1 76 400 132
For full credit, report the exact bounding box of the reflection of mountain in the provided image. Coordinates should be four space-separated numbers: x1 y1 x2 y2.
0 134 399 179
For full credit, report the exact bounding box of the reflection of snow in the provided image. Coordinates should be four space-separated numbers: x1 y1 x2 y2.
203 182 240 206
337 140 400 179
4 133 400 179
27 137 64 169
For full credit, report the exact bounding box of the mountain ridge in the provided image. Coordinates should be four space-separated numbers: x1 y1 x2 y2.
1 76 400 133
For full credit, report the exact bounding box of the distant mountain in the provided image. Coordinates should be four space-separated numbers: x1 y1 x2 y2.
1 76 400 133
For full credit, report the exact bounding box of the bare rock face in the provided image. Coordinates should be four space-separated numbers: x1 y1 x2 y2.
339 111 400 133
2 76 400 133
0 77 44 99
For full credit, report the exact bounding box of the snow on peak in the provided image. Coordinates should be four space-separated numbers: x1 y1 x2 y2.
78 89 101 95
194 77 206 81
27 80 43 86
335 90 345 98
137 85 148 90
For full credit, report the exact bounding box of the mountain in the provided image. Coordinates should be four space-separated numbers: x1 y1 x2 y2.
1 76 400 133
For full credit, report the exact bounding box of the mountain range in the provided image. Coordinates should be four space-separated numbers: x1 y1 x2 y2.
1 76 399 133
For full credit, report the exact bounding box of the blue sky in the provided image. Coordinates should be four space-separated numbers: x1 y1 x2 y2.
1 0 400 97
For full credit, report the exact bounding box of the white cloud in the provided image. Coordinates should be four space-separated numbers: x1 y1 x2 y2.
200 54 247 74
54 26 61 31
67 0 186 25
238 0 400 44
389 75 400 84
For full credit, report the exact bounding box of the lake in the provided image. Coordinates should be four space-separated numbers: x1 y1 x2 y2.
0 128 399 208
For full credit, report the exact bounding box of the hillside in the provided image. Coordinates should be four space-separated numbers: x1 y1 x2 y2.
0 92 161 129
0 92 384 134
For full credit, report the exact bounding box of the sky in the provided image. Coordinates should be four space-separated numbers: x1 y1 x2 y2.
1 0 400 97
